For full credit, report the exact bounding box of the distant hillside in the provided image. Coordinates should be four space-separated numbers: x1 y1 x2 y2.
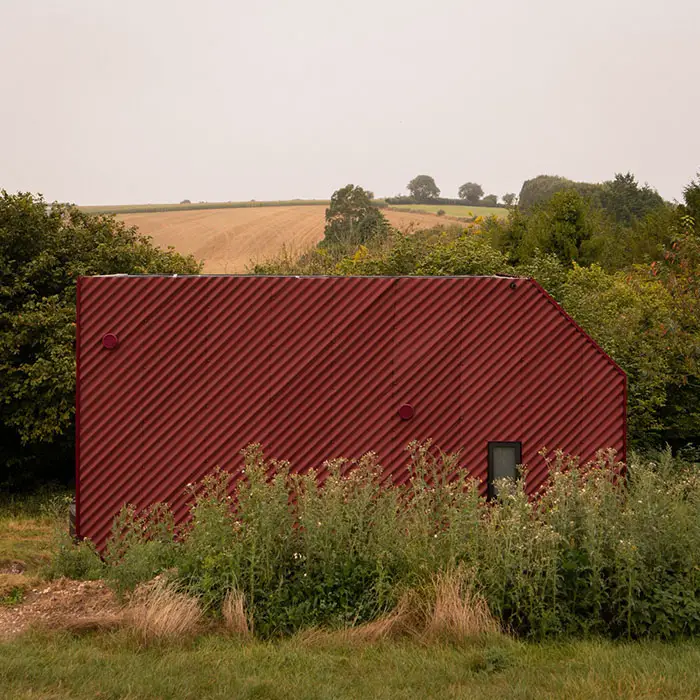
117 205 450 273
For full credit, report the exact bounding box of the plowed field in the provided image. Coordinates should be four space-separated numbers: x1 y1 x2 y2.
117 206 445 273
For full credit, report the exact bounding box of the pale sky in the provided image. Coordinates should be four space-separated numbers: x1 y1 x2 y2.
1 0 698 204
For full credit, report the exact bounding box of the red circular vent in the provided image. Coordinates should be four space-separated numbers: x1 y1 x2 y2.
398 404 414 420
102 333 119 350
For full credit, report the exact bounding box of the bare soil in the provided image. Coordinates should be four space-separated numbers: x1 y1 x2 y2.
0 578 121 638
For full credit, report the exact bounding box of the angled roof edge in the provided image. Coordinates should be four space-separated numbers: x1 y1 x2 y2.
526 278 626 379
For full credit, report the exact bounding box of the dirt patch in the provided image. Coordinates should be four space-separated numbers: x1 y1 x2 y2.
0 560 26 574
0 578 121 639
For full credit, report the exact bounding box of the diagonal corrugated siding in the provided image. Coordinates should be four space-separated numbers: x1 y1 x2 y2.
77 276 626 549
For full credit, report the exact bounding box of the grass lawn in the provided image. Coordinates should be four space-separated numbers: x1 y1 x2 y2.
0 491 65 576
389 204 507 219
1 633 699 699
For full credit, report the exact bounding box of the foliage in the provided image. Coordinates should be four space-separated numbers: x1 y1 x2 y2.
518 174 600 210
45 533 105 581
322 185 389 251
517 172 666 231
407 175 440 201
680 172 700 226
480 194 498 207
502 193 517 207
334 227 512 277
596 172 665 226
0 192 201 488
458 182 484 205
652 226 700 444
484 192 591 265
517 190 596 265
485 186 669 270
53 445 700 641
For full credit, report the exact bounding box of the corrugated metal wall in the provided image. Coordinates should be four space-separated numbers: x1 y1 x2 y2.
76 275 626 549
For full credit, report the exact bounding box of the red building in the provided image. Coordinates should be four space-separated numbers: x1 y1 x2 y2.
76 275 626 549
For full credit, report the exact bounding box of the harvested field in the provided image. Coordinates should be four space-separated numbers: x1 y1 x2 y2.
117 206 451 273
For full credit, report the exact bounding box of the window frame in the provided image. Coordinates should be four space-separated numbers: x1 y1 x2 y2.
487 441 522 500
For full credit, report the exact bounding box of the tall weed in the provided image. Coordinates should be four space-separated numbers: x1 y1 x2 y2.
55 443 699 640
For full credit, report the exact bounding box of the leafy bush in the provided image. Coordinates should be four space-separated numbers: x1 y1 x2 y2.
45 533 105 581
104 504 178 595
53 443 700 640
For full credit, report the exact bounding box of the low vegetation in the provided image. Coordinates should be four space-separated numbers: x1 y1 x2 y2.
124 579 203 644
0 468 696 697
388 203 506 218
2 634 699 699
45 445 700 642
0 489 68 577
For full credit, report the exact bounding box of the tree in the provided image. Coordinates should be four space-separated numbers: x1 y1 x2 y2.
680 172 700 228
0 192 201 488
481 194 498 207
518 175 600 210
518 190 595 265
560 263 677 445
597 172 665 225
407 175 440 201
322 185 389 249
502 193 517 207
458 182 483 205
653 218 700 444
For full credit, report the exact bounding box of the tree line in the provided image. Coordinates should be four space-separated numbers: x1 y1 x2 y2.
386 174 509 207
387 172 669 212
1 169 697 488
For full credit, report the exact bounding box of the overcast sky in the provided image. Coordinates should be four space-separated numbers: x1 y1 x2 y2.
1 0 698 204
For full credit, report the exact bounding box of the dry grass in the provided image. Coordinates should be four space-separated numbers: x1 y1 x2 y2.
299 571 499 647
124 579 202 643
298 595 415 647
221 590 251 638
421 569 500 642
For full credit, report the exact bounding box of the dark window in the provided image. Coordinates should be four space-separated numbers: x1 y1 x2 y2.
487 442 522 499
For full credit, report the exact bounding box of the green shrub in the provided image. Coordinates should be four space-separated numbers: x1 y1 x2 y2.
78 443 700 640
45 534 105 581
104 503 178 595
